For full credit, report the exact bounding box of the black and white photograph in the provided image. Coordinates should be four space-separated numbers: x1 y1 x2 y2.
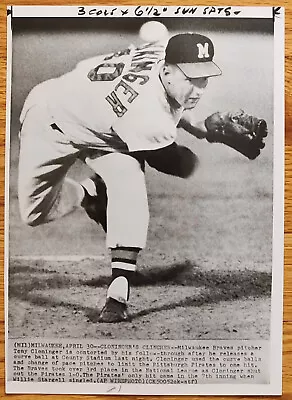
5 5 284 395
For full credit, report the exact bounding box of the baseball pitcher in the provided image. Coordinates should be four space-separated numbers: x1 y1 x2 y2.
18 32 268 322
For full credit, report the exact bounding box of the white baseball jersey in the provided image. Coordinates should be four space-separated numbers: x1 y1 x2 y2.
20 42 184 152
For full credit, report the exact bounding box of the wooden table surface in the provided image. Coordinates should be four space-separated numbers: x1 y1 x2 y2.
0 0 291 399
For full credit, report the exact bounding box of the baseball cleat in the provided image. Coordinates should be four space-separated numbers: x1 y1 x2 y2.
98 297 129 323
81 175 107 231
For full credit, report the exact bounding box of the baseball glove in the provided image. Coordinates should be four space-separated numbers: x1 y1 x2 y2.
204 110 268 160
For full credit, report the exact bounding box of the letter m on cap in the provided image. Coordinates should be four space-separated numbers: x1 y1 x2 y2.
197 43 209 59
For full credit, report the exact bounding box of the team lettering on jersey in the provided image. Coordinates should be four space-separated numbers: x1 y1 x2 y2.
87 43 165 117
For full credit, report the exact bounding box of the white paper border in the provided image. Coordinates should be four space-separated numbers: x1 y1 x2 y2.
269 5 285 394
5 6 13 396
11 5 272 18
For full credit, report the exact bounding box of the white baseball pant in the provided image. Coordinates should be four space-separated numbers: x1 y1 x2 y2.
18 104 149 249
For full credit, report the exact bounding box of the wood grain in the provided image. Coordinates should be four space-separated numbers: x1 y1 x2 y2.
0 0 291 398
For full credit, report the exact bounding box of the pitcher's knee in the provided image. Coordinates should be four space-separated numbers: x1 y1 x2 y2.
100 154 146 193
111 153 144 176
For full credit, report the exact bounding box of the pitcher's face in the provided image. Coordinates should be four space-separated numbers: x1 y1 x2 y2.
163 64 209 109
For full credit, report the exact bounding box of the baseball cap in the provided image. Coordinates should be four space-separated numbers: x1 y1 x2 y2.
165 33 222 78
